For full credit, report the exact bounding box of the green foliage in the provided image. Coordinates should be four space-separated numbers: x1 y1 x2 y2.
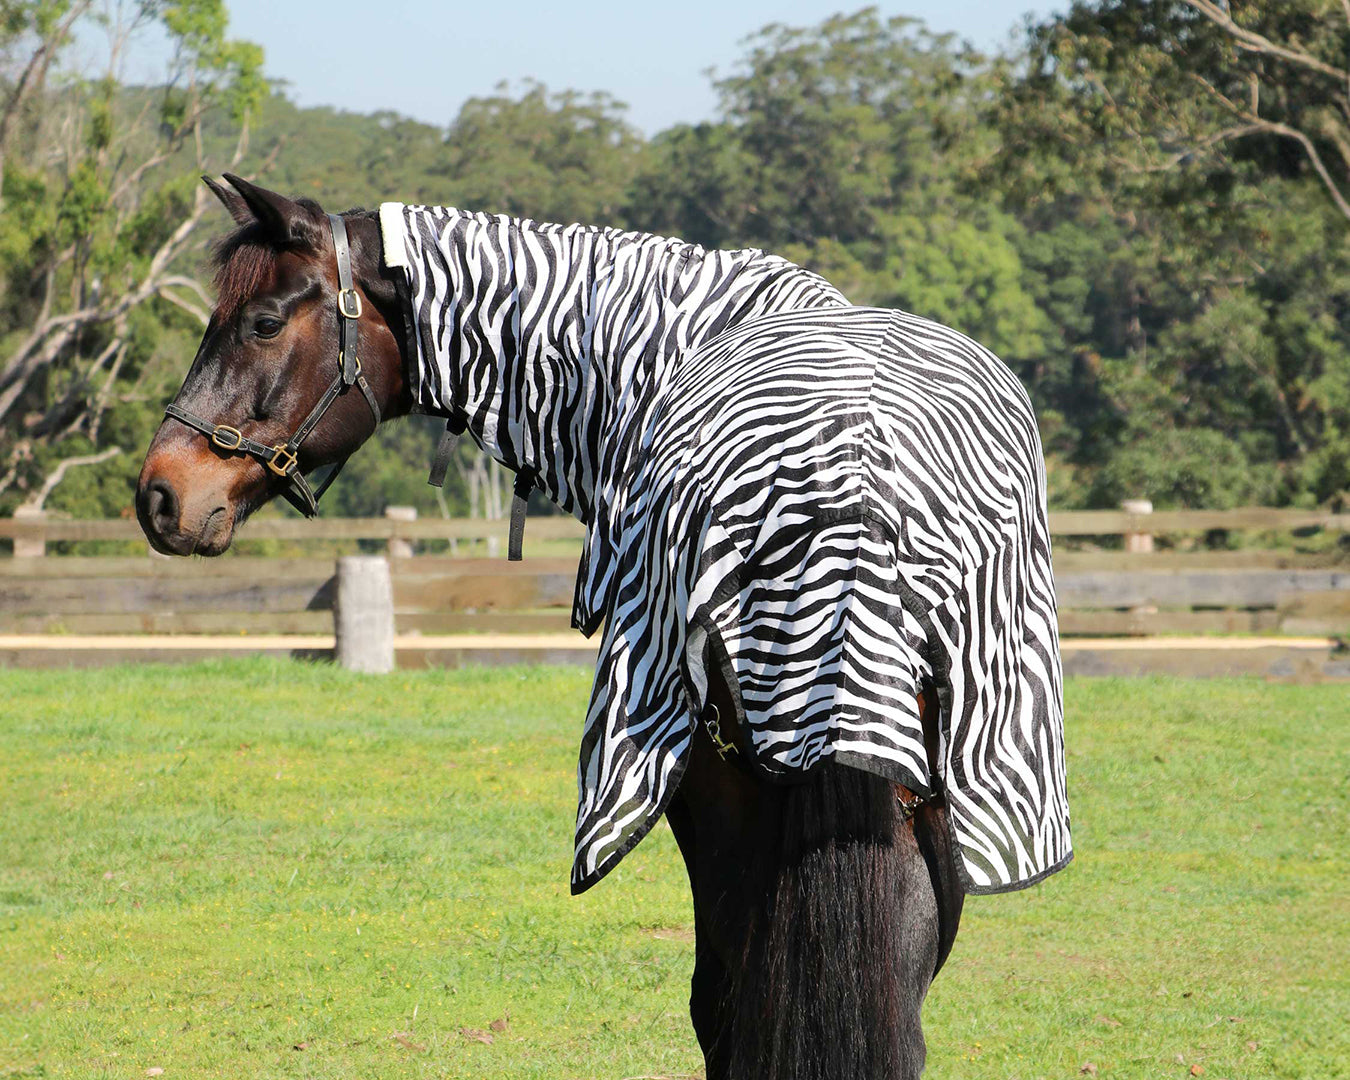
0 0 266 518
55 159 108 244
6 1 1349 519
161 0 265 121
438 82 642 223
713 11 912 245
324 415 467 519
867 209 1049 359
633 10 1052 364
624 122 757 248
986 0 1350 508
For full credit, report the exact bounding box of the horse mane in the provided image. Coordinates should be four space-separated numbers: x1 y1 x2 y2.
208 202 378 320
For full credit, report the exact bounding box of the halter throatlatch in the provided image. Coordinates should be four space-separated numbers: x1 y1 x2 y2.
163 213 381 517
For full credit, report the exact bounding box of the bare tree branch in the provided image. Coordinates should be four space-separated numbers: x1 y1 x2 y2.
1317 112 1350 177
159 275 215 310
1185 69 1350 226
29 318 131 440
21 447 121 512
0 442 34 499
1189 69 1247 118
157 283 210 325
1253 116 1350 223
1115 121 1268 173
0 140 236 424
1182 0 1349 83
0 0 95 207
87 342 130 443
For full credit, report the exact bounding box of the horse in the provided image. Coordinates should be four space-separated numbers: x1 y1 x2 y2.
137 176 1068 1078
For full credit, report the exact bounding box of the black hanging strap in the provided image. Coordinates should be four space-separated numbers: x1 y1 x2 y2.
508 470 535 562
427 413 467 488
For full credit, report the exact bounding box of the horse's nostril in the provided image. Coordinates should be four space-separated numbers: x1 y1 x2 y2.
140 478 180 536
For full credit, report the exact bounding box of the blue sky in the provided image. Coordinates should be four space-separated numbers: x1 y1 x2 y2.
115 1 1060 135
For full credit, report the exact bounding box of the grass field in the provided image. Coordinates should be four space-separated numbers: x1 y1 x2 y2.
0 662 1345 1079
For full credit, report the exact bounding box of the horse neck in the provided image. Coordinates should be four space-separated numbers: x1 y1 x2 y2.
381 205 846 524
390 208 634 521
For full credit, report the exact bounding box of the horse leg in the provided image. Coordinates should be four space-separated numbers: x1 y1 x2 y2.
912 687 965 979
663 786 730 1063
665 711 774 1076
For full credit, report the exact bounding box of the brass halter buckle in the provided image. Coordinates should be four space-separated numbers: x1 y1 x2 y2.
704 704 738 760
267 444 298 476
211 425 243 451
337 288 362 319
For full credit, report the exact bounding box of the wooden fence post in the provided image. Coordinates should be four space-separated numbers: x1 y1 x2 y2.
334 555 395 673
1121 498 1155 554
385 505 416 559
12 507 46 558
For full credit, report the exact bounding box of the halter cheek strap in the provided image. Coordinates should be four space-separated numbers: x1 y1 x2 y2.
162 213 381 518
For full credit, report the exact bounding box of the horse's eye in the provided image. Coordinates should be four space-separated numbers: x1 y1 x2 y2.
253 316 285 339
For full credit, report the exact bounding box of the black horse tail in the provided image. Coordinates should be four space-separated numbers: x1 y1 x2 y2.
723 762 964 1080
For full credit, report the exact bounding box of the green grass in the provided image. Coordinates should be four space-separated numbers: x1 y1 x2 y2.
0 662 1345 1079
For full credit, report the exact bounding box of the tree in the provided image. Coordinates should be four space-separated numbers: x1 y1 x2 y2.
990 0 1350 508
625 9 1050 361
435 81 642 225
623 121 757 249
0 0 264 514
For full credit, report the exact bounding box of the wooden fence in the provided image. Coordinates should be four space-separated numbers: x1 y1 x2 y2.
0 507 1346 640
3 505 1349 547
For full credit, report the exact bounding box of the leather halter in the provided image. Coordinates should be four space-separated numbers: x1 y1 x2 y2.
163 213 381 517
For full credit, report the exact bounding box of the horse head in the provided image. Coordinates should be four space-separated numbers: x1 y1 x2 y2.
136 176 408 555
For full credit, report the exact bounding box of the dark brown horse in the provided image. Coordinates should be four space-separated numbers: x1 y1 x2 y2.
136 176 964 1079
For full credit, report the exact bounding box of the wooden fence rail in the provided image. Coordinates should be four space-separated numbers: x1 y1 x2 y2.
2 508 1347 641
1 554 1346 639
2 506 1349 546
0 515 588 544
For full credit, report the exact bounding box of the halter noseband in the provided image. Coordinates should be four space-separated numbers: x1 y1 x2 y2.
163 213 381 518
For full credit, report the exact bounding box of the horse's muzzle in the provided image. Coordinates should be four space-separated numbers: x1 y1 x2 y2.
136 434 241 556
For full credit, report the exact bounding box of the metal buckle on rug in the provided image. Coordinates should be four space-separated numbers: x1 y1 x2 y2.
896 787 930 820
704 704 738 760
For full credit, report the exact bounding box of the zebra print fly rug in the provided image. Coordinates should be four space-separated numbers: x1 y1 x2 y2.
380 203 1072 895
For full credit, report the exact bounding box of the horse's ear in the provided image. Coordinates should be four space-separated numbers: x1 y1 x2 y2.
220 173 323 249
202 175 253 226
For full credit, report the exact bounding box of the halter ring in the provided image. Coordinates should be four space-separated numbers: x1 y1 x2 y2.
267 445 298 476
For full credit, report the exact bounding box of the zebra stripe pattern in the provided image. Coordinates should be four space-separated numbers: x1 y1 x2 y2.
380 203 1072 895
